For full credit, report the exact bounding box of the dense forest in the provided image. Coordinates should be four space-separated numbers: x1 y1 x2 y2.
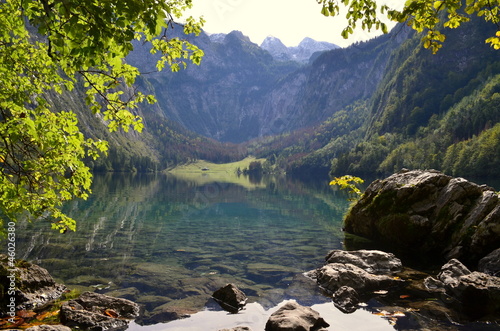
252 18 500 179
64 16 500 180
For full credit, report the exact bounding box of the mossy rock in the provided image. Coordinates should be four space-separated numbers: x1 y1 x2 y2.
343 170 500 266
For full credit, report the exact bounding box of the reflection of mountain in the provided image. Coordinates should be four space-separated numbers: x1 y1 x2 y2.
16 174 349 316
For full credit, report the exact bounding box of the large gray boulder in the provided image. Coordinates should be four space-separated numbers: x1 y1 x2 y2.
344 169 500 266
310 263 403 294
265 301 329 331
60 291 140 330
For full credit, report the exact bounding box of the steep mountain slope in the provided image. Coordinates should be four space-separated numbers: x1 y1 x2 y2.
366 17 499 138
275 17 500 179
128 27 410 143
49 78 244 172
63 17 500 179
128 31 301 143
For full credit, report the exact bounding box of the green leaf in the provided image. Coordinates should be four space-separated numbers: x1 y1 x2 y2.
433 1 443 10
0 0 204 233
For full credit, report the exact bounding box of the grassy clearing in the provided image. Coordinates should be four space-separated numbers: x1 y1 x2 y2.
167 157 267 188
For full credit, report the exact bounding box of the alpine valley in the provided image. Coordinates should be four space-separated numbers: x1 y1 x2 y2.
61 17 500 179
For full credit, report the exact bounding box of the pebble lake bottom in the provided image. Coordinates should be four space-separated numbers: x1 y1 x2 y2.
15 173 500 330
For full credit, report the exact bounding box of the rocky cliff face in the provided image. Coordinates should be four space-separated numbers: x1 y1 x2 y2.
127 27 410 143
128 30 301 142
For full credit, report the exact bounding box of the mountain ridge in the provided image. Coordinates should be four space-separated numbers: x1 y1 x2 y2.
65 22 500 179
260 35 339 63
127 28 409 143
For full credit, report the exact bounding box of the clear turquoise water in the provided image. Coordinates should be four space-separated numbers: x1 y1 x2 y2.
13 173 500 330
16 173 392 329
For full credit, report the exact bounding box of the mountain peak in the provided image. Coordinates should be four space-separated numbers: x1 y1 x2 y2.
226 30 252 43
298 37 315 44
261 36 339 63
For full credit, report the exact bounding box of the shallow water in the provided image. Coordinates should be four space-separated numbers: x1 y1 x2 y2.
12 172 499 330
15 173 376 327
126 300 396 331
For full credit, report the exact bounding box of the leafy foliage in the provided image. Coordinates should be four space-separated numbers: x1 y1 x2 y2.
254 16 500 180
319 0 389 38
319 0 500 52
0 0 203 231
329 175 364 200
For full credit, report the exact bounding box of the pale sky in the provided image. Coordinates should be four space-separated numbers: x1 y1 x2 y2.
184 0 402 47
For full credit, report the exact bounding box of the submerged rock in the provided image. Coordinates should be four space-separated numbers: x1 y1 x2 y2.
60 291 140 330
26 326 72 331
218 327 253 331
344 169 500 266
0 255 67 315
137 306 192 325
265 301 329 331
212 284 247 313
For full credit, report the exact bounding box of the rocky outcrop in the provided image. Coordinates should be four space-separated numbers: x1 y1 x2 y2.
265 301 329 331
60 291 140 330
478 248 500 276
424 259 500 319
310 263 403 294
308 249 500 324
344 169 500 267
212 284 247 313
325 249 403 274
0 256 67 315
306 249 404 313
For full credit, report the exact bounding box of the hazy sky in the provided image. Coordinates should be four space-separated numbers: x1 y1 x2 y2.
185 0 402 47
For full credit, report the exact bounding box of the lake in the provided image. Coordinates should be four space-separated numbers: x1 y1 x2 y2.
13 172 499 330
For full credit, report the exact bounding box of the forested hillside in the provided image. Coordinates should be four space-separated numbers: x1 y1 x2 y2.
259 18 500 179
62 16 500 179
48 76 244 173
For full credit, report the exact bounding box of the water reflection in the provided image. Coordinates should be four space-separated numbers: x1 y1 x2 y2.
16 173 351 317
126 300 396 331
